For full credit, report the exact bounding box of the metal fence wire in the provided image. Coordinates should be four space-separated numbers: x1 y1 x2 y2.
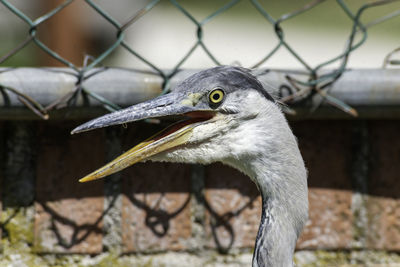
1 0 400 119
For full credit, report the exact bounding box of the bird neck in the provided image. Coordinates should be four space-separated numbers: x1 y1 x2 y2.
227 108 308 267
252 191 298 267
249 137 307 267
252 200 279 267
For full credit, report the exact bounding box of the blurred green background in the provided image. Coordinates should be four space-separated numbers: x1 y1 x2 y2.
0 0 399 69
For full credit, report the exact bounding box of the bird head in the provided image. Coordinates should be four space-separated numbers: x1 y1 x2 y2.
72 66 278 182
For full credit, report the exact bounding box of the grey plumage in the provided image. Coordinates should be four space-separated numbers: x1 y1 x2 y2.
72 66 274 134
72 66 308 267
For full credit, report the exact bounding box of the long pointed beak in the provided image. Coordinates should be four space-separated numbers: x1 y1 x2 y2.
71 92 213 182
72 93 193 134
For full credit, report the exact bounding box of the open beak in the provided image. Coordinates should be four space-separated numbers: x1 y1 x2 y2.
71 92 214 182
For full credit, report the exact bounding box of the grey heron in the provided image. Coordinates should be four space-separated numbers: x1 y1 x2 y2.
72 66 308 267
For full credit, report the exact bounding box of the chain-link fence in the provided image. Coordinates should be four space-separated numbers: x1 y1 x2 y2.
1 0 400 120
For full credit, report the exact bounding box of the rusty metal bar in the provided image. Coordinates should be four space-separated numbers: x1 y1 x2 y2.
0 68 399 120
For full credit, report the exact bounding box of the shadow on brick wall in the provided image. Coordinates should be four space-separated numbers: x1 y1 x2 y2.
1 119 400 253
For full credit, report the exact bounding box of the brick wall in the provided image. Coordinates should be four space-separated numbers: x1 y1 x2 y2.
1 119 400 266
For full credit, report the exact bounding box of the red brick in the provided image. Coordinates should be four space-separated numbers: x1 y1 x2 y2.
297 188 353 249
121 162 192 252
366 197 400 250
367 121 400 250
293 121 354 249
204 163 261 250
35 122 104 253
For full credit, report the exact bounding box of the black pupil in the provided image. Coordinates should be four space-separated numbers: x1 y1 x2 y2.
212 93 220 100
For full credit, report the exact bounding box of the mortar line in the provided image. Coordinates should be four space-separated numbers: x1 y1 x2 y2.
102 127 123 253
350 120 370 251
190 164 206 252
0 121 4 252
2 121 36 247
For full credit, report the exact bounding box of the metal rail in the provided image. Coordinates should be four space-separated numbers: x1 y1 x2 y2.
1 68 400 120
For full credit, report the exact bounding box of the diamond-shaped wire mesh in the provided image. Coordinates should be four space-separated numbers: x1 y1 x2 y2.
0 0 399 119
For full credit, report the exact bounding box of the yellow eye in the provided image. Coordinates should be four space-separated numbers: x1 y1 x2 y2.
209 89 225 104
